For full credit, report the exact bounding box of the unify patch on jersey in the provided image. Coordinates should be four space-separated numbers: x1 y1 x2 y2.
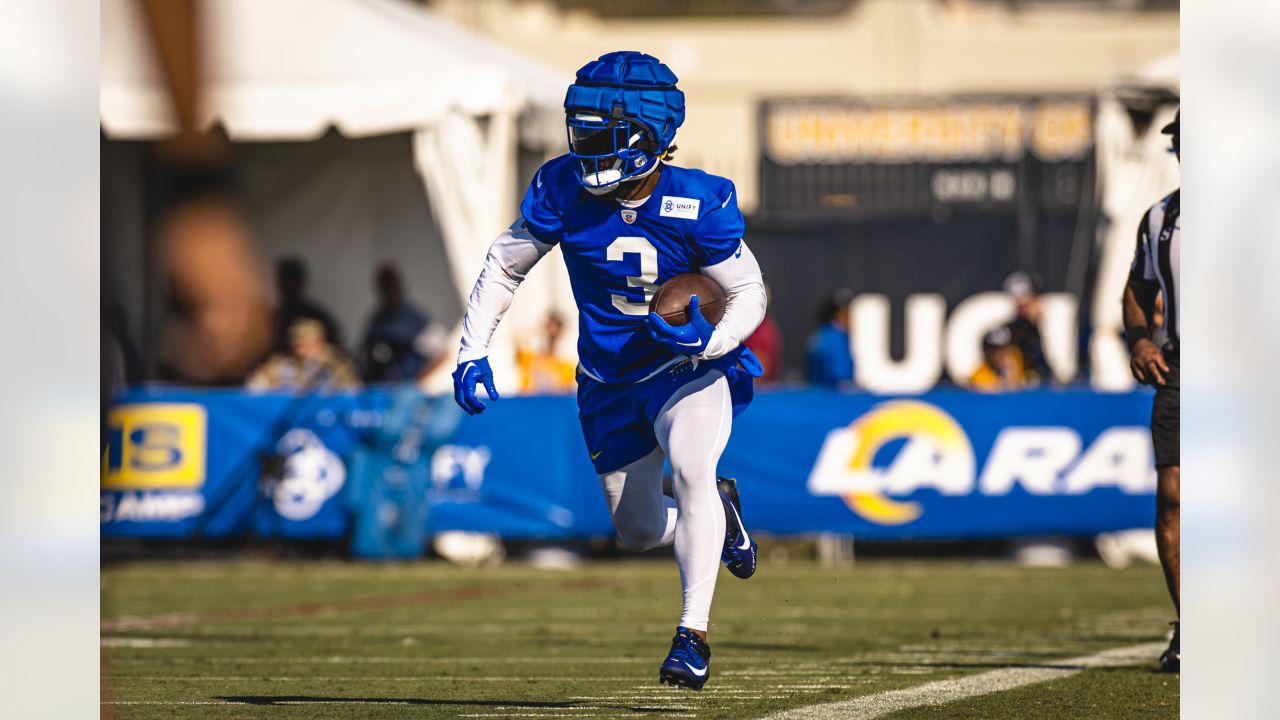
659 196 700 220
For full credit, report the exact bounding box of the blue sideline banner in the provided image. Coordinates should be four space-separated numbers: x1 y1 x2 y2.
101 386 1155 541
100 386 613 541
101 388 374 539
721 389 1156 538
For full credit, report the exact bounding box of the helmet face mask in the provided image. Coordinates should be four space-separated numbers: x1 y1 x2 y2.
562 52 685 194
567 113 658 194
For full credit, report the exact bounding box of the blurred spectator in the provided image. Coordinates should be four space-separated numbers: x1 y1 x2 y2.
102 304 143 451
1000 271 1053 385
515 312 576 394
968 327 1025 392
361 263 447 383
807 289 855 387
274 256 343 352
248 318 360 391
103 303 145 387
157 197 273 384
744 284 782 383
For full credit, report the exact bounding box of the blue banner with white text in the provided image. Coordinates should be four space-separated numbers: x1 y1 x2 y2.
101 386 1156 542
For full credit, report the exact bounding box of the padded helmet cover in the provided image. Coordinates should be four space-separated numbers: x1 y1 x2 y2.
564 51 685 155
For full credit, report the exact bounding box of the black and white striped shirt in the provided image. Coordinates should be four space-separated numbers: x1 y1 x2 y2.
1130 190 1180 344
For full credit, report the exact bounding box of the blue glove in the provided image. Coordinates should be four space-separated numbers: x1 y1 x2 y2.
647 294 715 356
452 357 499 415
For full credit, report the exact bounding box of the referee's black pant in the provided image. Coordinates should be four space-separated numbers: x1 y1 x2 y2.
1151 343 1179 469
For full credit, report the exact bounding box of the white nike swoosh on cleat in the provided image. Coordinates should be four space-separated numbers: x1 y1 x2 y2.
728 501 751 550
686 664 707 677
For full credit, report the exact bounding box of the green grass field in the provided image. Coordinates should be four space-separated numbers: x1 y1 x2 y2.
101 559 1178 719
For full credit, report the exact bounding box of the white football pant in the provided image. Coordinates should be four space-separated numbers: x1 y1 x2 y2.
598 370 730 632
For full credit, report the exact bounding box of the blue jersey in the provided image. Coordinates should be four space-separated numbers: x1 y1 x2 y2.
521 155 746 384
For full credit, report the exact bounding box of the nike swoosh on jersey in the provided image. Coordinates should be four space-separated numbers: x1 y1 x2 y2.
590 451 604 460
535 170 542 189
676 339 704 347
721 192 734 209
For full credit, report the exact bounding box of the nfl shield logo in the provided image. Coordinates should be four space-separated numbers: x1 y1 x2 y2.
621 209 637 224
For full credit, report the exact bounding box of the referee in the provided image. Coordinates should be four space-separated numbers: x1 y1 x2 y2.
1122 110 1180 673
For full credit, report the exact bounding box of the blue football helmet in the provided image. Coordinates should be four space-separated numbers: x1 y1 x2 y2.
564 51 685 194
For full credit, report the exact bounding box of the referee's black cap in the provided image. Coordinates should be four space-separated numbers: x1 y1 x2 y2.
1161 110 1179 136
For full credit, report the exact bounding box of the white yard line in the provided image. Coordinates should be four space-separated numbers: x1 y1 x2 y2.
102 696 230 702
757 643 1165 720
100 638 192 648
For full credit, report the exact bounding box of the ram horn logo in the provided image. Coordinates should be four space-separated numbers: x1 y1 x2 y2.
806 400 975 525
270 428 346 521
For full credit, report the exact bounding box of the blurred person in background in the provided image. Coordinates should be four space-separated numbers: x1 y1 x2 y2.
157 197 274 385
807 289 855 388
744 284 782 383
248 318 360 392
515 311 576 394
134 1 272 385
103 302 145 387
967 327 1025 392
1122 110 1179 674
361 263 448 384
1000 271 1053 385
274 256 343 353
101 303 145 452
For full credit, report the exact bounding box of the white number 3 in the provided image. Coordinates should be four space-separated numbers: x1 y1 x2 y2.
607 236 659 316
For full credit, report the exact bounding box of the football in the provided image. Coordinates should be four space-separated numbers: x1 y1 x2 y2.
649 273 727 326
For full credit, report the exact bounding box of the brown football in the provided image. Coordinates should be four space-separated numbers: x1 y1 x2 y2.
649 273 727 326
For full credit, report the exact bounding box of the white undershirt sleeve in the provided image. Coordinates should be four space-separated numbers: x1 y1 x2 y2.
697 241 766 360
457 218 555 363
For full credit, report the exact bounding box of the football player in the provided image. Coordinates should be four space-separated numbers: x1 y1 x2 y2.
451 51 765 691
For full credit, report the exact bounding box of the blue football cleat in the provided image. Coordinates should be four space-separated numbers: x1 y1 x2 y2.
718 476 757 579
659 626 712 691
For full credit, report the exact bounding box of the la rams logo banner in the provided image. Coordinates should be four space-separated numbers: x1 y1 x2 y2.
721 389 1156 537
102 387 1155 541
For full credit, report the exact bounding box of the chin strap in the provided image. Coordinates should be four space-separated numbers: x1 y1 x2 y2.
585 156 662 197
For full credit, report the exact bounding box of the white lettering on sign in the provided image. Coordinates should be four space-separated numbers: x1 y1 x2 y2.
431 445 492 491
102 492 205 523
978 428 1082 496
